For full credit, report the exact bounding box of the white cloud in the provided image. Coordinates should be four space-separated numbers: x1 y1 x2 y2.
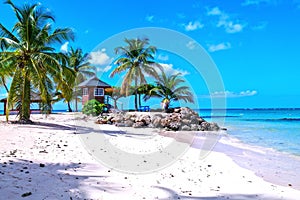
60 42 69 52
225 22 244 33
145 15 154 22
96 65 112 72
242 0 275 6
157 54 169 61
186 41 196 50
207 7 222 16
184 21 204 31
89 49 112 66
217 15 245 33
157 63 189 76
208 7 245 33
208 42 231 52
200 90 258 98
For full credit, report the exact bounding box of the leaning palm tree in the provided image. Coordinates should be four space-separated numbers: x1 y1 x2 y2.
59 47 95 112
0 0 74 122
110 38 161 111
144 70 194 110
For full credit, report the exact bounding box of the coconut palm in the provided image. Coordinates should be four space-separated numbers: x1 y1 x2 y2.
135 83 156 108
0 0 74 122
144 70 194 110
105 87 125 109
110 38 161 111
59 47 95 112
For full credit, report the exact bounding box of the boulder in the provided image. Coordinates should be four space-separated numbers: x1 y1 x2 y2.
133 121 144 128
124 120 134 127
209 123 220 131
111 115 124 123
168 122 181 131
181 125 191 131
160 118 170 127
190 124 200 131
190 115 199 124
181 119 191 125
115 123 125 127
152 117 162 128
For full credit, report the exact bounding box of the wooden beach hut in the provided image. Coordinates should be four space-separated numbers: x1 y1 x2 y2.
77 76 112 105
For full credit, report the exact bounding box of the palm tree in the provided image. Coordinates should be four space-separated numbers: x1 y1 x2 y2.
110 38 161 111
0 0 74 122
144 70 194 110
59 47 95 112
135 83 156 108
105 87 125 109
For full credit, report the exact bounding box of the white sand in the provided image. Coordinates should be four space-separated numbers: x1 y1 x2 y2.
0 113 300 199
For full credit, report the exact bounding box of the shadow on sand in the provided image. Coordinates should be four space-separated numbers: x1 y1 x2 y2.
0 159 122 199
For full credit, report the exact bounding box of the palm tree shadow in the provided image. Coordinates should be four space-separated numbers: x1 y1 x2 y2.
0 159 123 199
28 121 76 131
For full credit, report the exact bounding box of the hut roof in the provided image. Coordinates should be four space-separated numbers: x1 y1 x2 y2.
77 76 111 88
0 91 43 103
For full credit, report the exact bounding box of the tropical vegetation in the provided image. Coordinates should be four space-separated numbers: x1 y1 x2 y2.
0 0 195 118
82 99 105 116
105 87 125 109
58 47 95 112
143 70 194 110
109 38 161 111
0 0 74 122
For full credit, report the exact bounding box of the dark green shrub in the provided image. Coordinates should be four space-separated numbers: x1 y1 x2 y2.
82 99 105 116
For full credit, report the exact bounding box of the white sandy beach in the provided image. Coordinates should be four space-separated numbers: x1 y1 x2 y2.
1 113 300 200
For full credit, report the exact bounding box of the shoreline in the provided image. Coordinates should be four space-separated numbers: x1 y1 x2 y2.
1 113 300 199
192 132 300 190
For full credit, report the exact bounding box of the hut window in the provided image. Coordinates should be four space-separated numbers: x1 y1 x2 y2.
83 88 88 95
94 88 104 96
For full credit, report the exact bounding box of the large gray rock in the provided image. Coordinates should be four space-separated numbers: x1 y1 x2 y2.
124 120 134 127
133 121 144 128
181 119 191 125
168 122 181 131
152 117 162 128
160 118 170 127
181 125 191 131
209 122 220 131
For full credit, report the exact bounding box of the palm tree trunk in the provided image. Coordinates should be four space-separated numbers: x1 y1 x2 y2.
138 94 141 108
134 77 138 111
67 101 73 112
75 96 78 112
114 99 117 109
20 74 31 122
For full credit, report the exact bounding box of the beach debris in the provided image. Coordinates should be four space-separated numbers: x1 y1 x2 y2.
39 163 45 167
21 192 32 197
95 107 221 131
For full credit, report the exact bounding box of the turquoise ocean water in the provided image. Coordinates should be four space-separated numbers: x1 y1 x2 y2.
198 108 300 156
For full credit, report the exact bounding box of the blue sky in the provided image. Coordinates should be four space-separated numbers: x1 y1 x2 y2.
1 0 300 109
